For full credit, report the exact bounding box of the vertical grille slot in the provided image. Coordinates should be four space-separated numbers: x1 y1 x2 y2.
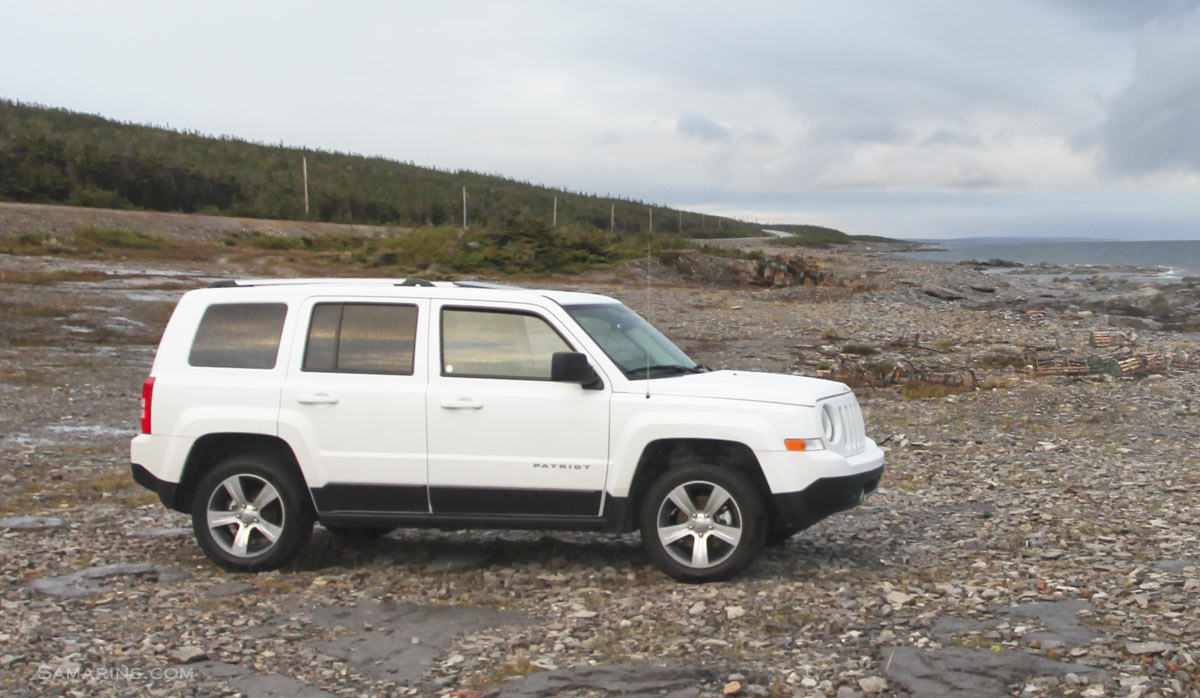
823 395 866 455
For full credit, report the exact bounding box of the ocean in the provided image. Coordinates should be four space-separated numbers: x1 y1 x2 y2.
898 239 1200 282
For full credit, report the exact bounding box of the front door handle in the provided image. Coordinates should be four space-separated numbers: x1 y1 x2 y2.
440 397 483 410
297 393 340 405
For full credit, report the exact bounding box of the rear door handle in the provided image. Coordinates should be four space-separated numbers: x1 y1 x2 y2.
440 397 483 410
297 393 339 405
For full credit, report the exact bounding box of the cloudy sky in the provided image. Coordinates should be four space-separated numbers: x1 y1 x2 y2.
3 0 1199 239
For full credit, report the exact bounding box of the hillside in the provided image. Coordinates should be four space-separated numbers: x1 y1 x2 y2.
0 99 771 238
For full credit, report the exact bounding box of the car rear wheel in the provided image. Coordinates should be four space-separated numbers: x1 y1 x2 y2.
191 454 313 572
639 463 765 583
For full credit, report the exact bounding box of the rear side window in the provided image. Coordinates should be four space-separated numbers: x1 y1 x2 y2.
303 303 418 375
189 303 288 369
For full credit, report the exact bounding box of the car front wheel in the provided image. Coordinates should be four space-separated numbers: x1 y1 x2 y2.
639 463 765 582
191 454 313 572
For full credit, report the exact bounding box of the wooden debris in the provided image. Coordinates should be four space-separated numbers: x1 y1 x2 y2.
819 358 977 390
1088 330 1137 349
1030 350 1195 378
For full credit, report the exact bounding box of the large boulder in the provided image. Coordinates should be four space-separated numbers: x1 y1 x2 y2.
1098 287 1169 317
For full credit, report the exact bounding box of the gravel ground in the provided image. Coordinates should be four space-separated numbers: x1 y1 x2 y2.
1 240 1198 698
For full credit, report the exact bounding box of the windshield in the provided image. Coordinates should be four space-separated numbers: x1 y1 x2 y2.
564 303 700 378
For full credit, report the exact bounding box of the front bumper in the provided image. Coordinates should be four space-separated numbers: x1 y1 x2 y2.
769 464 883 534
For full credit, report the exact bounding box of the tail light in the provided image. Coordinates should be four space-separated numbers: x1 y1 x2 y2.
141 377 155 434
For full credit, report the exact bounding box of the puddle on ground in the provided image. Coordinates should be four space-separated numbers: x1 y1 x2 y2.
5 424 133 447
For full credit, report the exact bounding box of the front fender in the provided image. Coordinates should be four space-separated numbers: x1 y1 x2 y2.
607 393 796 497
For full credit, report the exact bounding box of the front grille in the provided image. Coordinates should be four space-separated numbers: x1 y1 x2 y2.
823 394 866 455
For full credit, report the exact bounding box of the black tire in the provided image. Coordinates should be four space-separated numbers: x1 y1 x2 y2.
639 463 765 583
191 453 314 572
321 524 394 539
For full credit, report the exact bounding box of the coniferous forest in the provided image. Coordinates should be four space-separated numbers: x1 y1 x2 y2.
0 99 786 238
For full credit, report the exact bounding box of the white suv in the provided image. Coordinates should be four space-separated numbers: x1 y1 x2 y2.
130 279 884 582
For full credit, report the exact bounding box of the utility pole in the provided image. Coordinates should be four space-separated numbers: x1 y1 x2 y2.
610 204 615 232
462 186 467 228
649 208 653 234
302 157 309 217
553 196 557 226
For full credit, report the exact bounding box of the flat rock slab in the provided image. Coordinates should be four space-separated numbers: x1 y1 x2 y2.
29 563 188 598
233 673 341 698
923 285 965 301
881 647 1109 698
204 579 256 598
494 664 711 698
130 526 190 538
933 599 1097 650
0 515 66 530
193 662 339 698
1004 599 1097 647
302 600 529 685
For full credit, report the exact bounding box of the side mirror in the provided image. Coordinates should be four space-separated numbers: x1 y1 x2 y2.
551 352 603 389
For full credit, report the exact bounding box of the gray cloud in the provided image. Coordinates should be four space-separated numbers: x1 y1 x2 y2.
808 121 914 146
677 112 731 142
1100 6 1200 174
1047 0 1200 28
922 128 985 148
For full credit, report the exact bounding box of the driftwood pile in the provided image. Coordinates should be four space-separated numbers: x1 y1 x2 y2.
816 359 978 390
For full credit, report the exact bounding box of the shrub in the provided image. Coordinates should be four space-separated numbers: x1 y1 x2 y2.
66 185 132 210
75 226 170 250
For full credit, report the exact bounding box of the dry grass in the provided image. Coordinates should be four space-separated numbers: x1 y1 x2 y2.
0 269 126 285
840 343 879 356
900 380 974 400
0 466 138 515
471 654 542 691
0 299 73 319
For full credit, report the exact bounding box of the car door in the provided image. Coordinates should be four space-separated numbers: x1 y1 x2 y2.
425 300 610 517
278 298 430 514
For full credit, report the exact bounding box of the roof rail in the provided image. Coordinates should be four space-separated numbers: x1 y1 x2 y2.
207 278 447 288
454 280 527 290
206 278 534 290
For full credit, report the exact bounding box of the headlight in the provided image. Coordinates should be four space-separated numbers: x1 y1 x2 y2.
821 405 836 443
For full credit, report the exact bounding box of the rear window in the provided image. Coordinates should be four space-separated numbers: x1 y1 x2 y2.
303 303 418 375
188 303 288 369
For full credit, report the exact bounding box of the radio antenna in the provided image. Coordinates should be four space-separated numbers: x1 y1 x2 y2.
645 236 652 399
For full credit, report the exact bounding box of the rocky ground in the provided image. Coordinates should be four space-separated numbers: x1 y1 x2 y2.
0 216 1198 698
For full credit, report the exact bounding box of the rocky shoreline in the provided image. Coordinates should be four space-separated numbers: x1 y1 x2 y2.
1 241 1198 698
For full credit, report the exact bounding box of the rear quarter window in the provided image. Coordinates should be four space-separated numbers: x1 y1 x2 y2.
188 303 288 369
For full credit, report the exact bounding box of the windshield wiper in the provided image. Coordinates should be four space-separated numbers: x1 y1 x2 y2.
625 364 706 378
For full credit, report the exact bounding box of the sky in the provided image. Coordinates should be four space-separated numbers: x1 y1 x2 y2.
2 0 1199 240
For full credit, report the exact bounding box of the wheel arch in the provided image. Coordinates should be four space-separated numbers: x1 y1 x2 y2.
620 438 772 531
172 433 308 512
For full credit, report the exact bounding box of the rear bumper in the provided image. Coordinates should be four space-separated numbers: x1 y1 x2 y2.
769 464 883 534
131 463 182 512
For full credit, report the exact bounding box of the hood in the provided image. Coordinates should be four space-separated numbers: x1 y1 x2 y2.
629 370 850 407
